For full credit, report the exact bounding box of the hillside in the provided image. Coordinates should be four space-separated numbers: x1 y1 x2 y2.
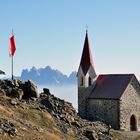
0 79 117 140
20 66 77 85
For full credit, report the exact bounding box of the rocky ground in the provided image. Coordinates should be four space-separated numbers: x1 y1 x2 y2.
0 79 137 140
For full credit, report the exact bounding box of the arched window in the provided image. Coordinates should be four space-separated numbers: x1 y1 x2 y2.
130 115 137 131
88 77 92 86
80 77 83 86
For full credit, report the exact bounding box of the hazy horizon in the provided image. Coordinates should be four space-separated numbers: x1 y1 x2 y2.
38 84 78 110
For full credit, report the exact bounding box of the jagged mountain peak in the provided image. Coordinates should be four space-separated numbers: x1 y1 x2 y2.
20 66 77 85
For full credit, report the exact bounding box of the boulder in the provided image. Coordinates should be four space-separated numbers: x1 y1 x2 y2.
85 130 98 140
0 79 40 99
5 88 13 96
24 80 39 98
13 80 19 87
16 80 25 89
6 80 15 87
11 88 24 100
43 88 50 95
0 89 6 96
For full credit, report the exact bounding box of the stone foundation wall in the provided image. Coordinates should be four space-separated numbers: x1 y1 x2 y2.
120 77 140 131
87 99 119 129
78 84 95 118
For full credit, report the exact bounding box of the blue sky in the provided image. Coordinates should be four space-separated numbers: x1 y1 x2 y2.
0 0 140 79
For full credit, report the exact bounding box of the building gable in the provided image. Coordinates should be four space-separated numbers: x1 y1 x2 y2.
120 75 140 99
119 75 140 131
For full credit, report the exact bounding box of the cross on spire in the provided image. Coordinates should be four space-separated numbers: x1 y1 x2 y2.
86 25 88 33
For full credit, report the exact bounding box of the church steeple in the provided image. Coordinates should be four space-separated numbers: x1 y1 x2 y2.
77 30 96 87
80 30 94 75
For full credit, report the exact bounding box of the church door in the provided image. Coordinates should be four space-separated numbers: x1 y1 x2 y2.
130 115 137 131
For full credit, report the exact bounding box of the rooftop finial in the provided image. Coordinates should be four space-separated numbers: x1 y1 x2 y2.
12 29 14 36
86 25 88 33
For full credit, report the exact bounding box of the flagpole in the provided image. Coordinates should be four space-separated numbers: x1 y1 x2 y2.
12 55 14 80
10 29 15 80
11 30 14 80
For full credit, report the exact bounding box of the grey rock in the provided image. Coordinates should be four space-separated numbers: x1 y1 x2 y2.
85 130 98 140
10 99 18 105
43 88 50 95
72 121 81 128
0 70 5 75
24 80 39 98
11 88 24 100
0 119 17 136
0 89 6 96
6 80 15 87
5 88 13 96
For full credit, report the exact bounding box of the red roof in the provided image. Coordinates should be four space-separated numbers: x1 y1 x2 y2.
80 31 94 75
88 74 136 99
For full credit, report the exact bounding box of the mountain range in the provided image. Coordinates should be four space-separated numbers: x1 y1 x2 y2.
20 66 77 85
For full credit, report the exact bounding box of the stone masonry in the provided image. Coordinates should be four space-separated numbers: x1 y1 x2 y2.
82 75 140 131
120 76 140 131
78 86 92 118
87 99 120 129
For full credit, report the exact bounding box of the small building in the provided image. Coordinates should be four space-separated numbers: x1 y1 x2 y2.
77 31 140 131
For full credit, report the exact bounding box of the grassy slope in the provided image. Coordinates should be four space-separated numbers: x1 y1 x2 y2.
1 95 140 140
0 96 75 140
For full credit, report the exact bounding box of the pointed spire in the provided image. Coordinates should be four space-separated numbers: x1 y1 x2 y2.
80 31 94 75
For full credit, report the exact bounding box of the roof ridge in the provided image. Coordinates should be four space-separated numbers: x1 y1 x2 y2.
98 74 134 76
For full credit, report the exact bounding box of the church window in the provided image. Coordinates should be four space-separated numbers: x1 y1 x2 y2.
80 77 83 86
88 77 92 86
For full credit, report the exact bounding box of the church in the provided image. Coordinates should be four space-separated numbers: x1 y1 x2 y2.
77 31 140 131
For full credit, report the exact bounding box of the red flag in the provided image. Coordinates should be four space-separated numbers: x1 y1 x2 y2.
10 35 16 56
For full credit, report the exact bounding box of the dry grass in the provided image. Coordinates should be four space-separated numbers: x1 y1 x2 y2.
0 98 76 140
0 135 15 140
0 131 65 140
110 130 124 140
15 107 54 129
20 130 64 140
0 104 13 115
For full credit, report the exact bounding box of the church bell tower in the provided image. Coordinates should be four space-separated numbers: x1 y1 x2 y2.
77 30 96 117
